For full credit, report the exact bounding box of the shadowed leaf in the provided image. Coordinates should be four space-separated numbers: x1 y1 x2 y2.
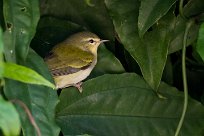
138 0 176 37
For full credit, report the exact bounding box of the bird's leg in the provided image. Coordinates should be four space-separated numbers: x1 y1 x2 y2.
73 82 83 93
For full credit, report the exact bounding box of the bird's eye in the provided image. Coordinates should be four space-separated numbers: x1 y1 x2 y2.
89 39 94 43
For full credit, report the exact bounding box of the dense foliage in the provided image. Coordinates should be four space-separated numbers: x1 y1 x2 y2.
0 0 204 135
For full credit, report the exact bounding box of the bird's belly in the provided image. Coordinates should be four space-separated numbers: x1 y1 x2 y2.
54 64 95 89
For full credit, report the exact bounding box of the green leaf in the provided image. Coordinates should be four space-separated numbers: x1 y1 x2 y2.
138 0 177 37
3 62 55 89
56 73 204 135
196 23 204 61
0 95 21 136
105 0 175 91
3 0 40 61
4 49 60 136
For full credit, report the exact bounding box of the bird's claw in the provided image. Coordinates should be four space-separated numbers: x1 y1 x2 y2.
74 82 83 93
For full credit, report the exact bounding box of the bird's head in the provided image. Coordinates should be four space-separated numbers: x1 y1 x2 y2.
65 31 108 54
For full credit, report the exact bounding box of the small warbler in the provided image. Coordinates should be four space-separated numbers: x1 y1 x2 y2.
45 31 108 92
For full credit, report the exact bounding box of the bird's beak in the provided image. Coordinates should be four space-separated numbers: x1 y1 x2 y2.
100 39 109 43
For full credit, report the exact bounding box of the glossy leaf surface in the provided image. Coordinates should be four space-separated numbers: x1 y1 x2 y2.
56 73 204 136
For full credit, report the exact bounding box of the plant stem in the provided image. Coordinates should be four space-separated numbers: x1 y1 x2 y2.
174 0 191 135
174 19 194 136
11 99 41 136
179 0 187 20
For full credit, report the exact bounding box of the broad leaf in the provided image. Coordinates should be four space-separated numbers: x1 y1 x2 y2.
4 49 60 136
0 96 21 136
105 0 175 91
138 0 177 37
3 62 55 89
3 0 40 61
56 73 204 136
196 23 204 61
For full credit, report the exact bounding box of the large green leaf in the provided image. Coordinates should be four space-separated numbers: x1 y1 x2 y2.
3 62 55 89
4 49 60 136
56 73 204 135
0 95 21 136
138 0 177 37
196 23 204 61
3 0 39 61
105 0 175 91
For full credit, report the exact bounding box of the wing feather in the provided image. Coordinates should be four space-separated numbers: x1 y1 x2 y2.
45 45 94 76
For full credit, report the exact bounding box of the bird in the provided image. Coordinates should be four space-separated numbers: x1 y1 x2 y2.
44 31 108 93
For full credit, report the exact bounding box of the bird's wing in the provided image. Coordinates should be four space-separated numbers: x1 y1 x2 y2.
44 46 94 76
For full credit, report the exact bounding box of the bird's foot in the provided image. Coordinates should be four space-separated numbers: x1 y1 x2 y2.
74 82 83 93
